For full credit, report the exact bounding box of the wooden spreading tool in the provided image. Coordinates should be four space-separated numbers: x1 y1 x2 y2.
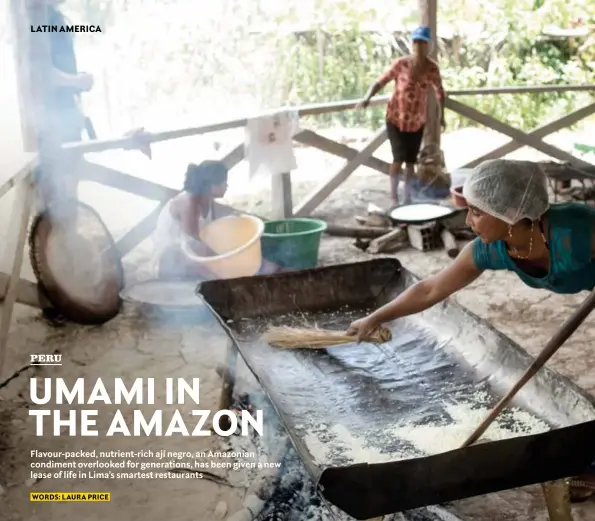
461 288 595 448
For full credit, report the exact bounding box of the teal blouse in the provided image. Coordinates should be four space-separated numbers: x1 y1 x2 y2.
472 202 595 294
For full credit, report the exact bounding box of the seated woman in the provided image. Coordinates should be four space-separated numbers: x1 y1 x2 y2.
153 160 229 280
347 159 595 500
153 160 283 280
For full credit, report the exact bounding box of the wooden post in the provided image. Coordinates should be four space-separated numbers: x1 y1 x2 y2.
10 0 36 152
271 172 293 219
0 176 34 379
22 0 85 205
216 337 239 432
19 0 53 148
420 0 440 149
541 480 574 521
18 0 71 207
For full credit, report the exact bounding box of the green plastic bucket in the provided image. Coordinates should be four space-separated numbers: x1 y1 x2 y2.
261 218 327 270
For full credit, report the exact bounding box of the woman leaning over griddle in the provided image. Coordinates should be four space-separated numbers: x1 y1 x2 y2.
347 158 595 500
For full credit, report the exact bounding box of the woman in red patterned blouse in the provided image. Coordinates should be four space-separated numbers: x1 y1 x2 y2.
358 26 446 205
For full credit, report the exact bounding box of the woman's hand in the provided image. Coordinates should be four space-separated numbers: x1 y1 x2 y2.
346 244 483 342
183 236 217 257
346 315 381 342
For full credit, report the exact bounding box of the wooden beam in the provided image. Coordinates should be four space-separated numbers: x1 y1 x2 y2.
220 143 245 170
539 162 595 181
0 177 34 378
0 154 38 201
63 106 385 155
80 161 176 201
446 98 594 169
447 84 595 96
325 223 393 239
61 86 595 156
80 140 246 203
115 203 165 257
463 102 595 168
63 120 249 155
294 127 387 217
293 129 391 174
0 274 44 309
271 173 293 219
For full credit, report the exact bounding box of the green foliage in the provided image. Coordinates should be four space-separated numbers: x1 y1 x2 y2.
63 0 594 133
276 28 393 128
436 0 595 130
275 0 595 131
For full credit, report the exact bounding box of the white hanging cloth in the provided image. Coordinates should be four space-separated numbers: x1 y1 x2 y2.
244 109 300 179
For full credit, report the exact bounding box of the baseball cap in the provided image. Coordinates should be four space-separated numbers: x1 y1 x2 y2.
411 25 432 42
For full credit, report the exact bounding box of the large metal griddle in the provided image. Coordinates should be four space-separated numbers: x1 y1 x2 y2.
198 259 595 520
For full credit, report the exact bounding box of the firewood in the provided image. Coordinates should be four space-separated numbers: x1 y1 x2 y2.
368 228 408 254
440 229 460 258
354 214 392 228
325 223 392 239
354 238 370 251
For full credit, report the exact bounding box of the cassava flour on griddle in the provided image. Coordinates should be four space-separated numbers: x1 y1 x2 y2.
304 424 414 466
389 401 550 456
303 396 550 466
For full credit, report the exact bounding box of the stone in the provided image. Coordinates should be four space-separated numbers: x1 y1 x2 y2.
213 500 227 519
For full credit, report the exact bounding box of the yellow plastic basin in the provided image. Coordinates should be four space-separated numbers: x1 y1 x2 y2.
181 215 265 279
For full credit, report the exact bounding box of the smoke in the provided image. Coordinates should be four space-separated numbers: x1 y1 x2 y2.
1 4 317 514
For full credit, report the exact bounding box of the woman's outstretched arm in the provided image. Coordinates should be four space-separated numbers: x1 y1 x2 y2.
348 241 483 340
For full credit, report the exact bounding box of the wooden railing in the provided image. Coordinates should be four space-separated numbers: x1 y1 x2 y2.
61 84 595 155
66 83 595 224
1 84 595 376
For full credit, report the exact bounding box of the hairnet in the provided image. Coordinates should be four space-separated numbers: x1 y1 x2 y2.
462 159 550 224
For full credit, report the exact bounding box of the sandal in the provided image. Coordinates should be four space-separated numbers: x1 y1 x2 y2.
568 474 595 503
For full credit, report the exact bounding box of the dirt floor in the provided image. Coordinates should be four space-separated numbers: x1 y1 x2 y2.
1 126 595 520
